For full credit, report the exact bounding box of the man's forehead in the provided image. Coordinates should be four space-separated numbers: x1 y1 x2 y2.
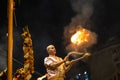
47 45 55 49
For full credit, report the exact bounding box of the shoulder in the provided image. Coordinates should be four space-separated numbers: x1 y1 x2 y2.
44 57 54 62
44 57 48 59
44 57 49 61
44 57 55 65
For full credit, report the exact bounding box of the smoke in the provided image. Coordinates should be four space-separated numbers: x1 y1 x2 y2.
0 25 7 71
71 0 94 24
63 0 97 52
0 25 22 71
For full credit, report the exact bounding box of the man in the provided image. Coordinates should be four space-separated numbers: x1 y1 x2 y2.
37 44 90 80
44 44 73 80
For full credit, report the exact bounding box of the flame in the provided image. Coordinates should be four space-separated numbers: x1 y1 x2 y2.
71 28 90 45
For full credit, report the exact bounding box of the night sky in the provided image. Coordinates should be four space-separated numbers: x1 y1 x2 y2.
0 0 120 79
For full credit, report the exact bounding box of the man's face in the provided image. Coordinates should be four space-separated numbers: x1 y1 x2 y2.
47 45 56 55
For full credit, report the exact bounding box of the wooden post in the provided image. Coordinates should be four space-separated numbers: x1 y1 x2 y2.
7 0 13 80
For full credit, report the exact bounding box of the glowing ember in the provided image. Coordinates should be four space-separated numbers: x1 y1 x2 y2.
71 28 90 45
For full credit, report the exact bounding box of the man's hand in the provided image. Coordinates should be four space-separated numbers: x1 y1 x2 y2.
85 53 91 57
37 74 47 80
65 61 71 66
64 55 69 62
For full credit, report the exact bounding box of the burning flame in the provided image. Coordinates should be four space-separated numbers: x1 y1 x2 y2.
71 28 90 45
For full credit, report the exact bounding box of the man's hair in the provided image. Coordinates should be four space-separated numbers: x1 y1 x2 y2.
46 45 54 51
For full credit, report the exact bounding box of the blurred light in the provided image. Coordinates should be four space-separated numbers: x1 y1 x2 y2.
75 75 79 79
85 78 89 80
70 70 90 80
84 71 87 74
78 73 81 76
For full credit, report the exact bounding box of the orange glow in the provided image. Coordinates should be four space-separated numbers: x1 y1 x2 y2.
71 28 89 45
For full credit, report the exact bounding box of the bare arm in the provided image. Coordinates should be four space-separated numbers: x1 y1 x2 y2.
48 60 65 69
37 74 48 80
64 52 91 72
64 61 73 72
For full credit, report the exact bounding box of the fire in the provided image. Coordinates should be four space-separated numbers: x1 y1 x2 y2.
71 28 90 45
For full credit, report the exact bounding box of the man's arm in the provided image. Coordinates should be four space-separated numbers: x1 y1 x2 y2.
37 74 47 80
64 61 73 72
48 60 65 69
64 52 91 72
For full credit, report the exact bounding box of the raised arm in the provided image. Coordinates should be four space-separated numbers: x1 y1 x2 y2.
64 61 73 72
64 52 91 72
48 60 65 69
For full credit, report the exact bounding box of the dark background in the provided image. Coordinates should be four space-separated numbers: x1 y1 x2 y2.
0 0 120 79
